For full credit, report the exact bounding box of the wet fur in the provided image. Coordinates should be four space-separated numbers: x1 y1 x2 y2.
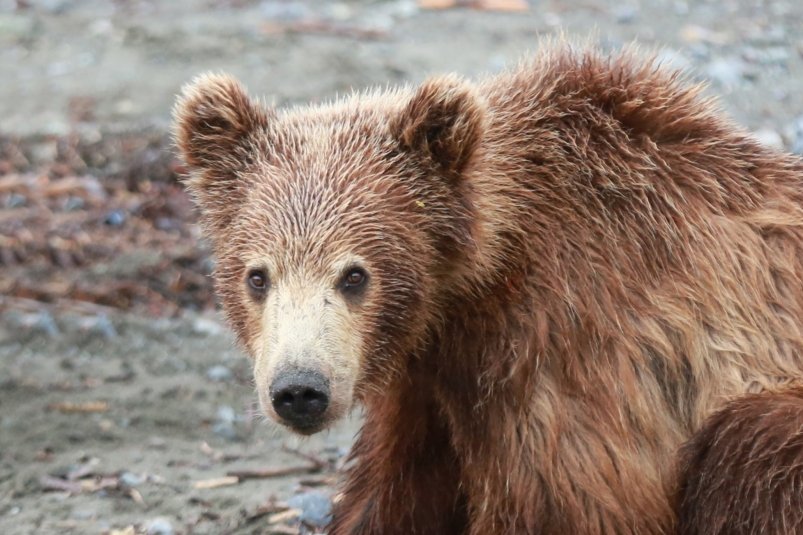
174 45 803 534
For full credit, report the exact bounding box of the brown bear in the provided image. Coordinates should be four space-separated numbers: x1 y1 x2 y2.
676 385 803 535
173 44 803 534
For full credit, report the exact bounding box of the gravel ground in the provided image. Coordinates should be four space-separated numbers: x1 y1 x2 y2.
1 0 803 534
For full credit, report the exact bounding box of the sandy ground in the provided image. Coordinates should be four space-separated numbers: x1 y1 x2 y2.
2 0 803 533
1 310 360 534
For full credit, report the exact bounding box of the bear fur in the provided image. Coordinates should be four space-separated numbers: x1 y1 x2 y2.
676 386 803 534
174 44 803 534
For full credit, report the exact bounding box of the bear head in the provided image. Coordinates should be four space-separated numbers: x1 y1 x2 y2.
174 73 486 434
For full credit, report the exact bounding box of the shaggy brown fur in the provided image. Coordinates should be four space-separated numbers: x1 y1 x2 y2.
677 386 803 535
174 44 803 534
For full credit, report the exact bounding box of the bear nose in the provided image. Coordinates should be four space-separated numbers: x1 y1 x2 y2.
269 368 330 431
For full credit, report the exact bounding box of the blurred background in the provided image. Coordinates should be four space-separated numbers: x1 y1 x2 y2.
1 0 802 533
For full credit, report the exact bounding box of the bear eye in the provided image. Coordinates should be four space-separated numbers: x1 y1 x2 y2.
340 267 368 292
246 269 269 295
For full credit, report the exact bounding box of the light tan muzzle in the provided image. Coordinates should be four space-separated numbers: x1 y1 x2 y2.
253 274 361 434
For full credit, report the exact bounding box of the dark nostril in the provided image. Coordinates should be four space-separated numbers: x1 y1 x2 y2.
302 388 324 403
275 391 295 407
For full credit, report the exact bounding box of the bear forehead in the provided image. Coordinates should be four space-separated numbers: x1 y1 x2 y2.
231 140 417 272
230 189 410 278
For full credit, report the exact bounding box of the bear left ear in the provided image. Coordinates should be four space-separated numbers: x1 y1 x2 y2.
173 73 273 232
391 75 485 176
173 73 271 173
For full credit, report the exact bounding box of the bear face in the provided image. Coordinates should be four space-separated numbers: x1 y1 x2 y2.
174 74 485 434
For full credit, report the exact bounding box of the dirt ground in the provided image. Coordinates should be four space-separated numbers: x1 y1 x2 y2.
1 0 803 534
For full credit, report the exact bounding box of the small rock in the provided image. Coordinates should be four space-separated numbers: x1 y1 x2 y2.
206 365 233 382
28 139 58 163
5 193 26 208
260 1 309 21
213 405 239 440
287 490 333 528
9 311 60 337
0 13 35 37
71 508 95 520
216 405 236 424
89 19 113 36
104 210 126 227
155 217 178 231
673 1 689 15
37 0 70 13
743 45 791 65
144 517 174 535
325 2 353 21
613 5 637 24
119 471 145 487
752 129 785 151
63 196 85 211
789 116 803 156
114 99 135 115
78 314 117 339
654 49 691 71
147 436 167 449
192 317 222 336
542 11 561 27
679 24 729 46
705 57 746 88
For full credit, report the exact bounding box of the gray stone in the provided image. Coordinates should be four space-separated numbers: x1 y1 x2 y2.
287 490 333 528
705 57 746 88
192 317 223 337
144 517 174 535
788 116 803 155
206 365 233 382
752 128 785 150
613 5 638 24
119 471 145 487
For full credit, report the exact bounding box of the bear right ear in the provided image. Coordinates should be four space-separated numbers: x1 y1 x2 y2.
391 74 485 177
172 73 272 225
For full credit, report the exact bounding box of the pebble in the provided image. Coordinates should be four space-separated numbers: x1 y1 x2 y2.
63 196 85 211
206 365 233 382
0 13 34 37
654 49 691 72
704 57 746 88
213 405 239 440
286 490 333 528
613 5 638 24
119 471 145 487
28 139 59 163
70 508 95 520
77 314 118 339
144 517 174 535
192 317 223 337
752 128 785 151
5 193 26 208
104 209 126 227
37 0 70 13
788 116 803 155
216 405 236 423
743 46 791 65
7 311 60 337
260 1 309 21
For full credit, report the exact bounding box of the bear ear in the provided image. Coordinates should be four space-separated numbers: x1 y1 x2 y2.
173 73 272 230
391 74 485 176
173 73 271 173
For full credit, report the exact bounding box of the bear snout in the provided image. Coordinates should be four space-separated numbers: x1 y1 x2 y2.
269 367 331 434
